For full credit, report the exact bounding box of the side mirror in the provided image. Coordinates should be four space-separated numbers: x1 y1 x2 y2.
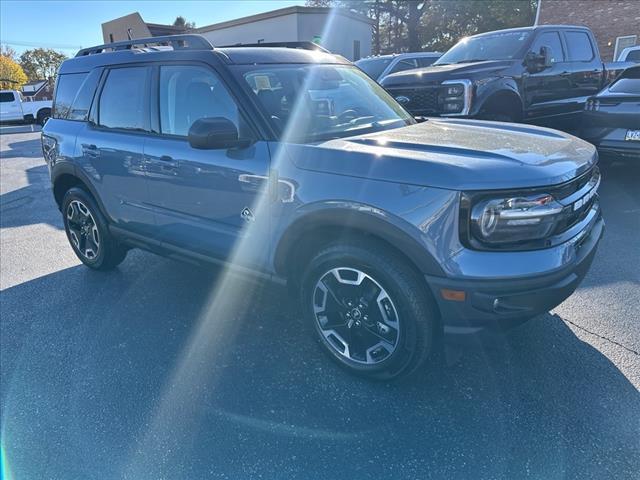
188 117 239 150
540 46 553 68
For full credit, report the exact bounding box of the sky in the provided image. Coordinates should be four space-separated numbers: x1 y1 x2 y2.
0 0 305 56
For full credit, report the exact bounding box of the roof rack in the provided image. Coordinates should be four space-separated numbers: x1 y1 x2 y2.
219 41 330 53
76 34 214 57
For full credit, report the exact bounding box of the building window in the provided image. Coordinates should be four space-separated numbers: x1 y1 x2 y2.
109 33 114 43
353 40 361 61
614 35 637 61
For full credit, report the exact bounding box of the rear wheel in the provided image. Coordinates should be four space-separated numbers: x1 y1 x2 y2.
301 242 437 380
37 109 51 126
62 187 127 270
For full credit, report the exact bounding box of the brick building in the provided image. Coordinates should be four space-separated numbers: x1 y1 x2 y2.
537 0 639 61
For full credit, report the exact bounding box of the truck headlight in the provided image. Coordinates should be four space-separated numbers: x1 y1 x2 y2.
468 193 564 245
439 80 472 116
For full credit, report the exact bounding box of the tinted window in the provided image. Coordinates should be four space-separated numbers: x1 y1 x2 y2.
98 67 149 130
531 32 565 63
417 57 438 67
159 65 239 137
0 92 15 102
565 31 594 61
53 74 87 119
355 57 392 79
609 68 640 94
626 49 640 61
388 58 418 74
53 70 101 121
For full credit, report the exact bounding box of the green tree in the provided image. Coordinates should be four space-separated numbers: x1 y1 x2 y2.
0 55 28 89
173 16 196 30
19 48 67 81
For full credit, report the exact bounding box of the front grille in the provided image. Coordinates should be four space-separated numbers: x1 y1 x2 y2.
553 167 600 234
387 86 439 115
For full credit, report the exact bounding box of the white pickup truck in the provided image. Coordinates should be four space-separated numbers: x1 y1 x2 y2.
0 90 52 125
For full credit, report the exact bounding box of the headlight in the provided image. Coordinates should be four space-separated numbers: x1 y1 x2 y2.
439 80 472 116
469 193 564 245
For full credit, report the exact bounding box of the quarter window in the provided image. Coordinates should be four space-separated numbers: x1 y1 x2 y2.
531 32 565 63
565 31 594 61
159 65 239 137
98 67 149 130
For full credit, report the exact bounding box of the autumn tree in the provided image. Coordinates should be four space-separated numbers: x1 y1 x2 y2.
0 55 28 89
19 48 67 81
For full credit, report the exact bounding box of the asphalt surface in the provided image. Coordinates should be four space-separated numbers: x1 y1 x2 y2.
1 128 638 479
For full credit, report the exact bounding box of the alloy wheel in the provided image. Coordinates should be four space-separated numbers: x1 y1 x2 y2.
66 200 100 260
312 267 400 365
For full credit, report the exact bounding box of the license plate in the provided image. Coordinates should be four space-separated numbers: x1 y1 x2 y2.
625 129 640 141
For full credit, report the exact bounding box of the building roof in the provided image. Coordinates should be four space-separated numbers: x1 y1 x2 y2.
146 22 187 37
196 5 374 34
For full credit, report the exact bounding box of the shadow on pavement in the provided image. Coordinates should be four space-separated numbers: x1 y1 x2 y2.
1 254 638 479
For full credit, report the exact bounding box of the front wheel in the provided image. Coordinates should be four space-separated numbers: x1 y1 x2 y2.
301 242 438 380
62 187 127 270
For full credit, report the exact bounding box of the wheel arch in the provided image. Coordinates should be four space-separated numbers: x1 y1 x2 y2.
274 208 445 283
51 165 109 220
476 86 524 121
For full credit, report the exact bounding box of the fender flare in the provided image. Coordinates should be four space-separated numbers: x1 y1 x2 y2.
51 162 111 220
472 78 524 118
273 207 445 278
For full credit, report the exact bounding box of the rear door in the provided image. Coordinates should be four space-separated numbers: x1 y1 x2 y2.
0 91 23 121
143 63 271 267
561 30 604 107
74 65 156 237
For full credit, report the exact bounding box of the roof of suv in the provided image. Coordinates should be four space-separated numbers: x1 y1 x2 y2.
59 35 350 74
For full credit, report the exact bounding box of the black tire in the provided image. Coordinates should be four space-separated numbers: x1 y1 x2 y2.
62 187 127 270
36 109 51 126
300 241 438 381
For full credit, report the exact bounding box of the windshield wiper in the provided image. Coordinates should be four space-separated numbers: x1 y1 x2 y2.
455 59 488 64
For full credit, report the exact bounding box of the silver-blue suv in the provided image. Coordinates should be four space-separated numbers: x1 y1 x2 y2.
42 35 604 380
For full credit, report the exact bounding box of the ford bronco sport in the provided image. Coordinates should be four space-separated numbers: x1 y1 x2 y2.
42 35 604 380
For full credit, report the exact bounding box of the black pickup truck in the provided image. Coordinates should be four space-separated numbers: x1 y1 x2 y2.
380 25 627 131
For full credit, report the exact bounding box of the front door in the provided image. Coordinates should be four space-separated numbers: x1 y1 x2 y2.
523 30 571 125
144 64 271 268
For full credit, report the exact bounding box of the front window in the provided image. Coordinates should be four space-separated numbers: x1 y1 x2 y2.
435 30 531 65
238 64 414 142
355 57 393 79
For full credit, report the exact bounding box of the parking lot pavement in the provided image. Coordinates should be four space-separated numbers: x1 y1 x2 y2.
1 131 638 479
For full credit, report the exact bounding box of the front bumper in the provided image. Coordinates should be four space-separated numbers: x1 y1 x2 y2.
426 206 604 335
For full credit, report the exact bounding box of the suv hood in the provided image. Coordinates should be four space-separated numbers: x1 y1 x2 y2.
289 119 597 190
381 60 515 87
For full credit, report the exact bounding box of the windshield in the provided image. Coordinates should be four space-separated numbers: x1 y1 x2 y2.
435 30 531 65
239 64 414 142
355 57 393 79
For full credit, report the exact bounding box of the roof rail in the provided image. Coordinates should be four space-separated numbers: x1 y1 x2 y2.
76 34 214 57
219 41 330 53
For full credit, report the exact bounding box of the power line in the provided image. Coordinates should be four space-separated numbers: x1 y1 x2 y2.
1 39 83 50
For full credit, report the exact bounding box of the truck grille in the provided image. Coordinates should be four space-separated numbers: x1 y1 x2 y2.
386 86 439 115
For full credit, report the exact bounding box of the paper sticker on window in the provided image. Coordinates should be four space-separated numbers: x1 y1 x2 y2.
254 75 272 90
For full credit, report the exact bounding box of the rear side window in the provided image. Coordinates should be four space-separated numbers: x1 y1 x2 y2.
98 67 150 131
53 73 87 119
53 70 101 121
565 31 594 61
0 92 15 102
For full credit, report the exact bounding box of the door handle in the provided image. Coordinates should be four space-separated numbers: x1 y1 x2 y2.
158 155 174 162
82 144 99 157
